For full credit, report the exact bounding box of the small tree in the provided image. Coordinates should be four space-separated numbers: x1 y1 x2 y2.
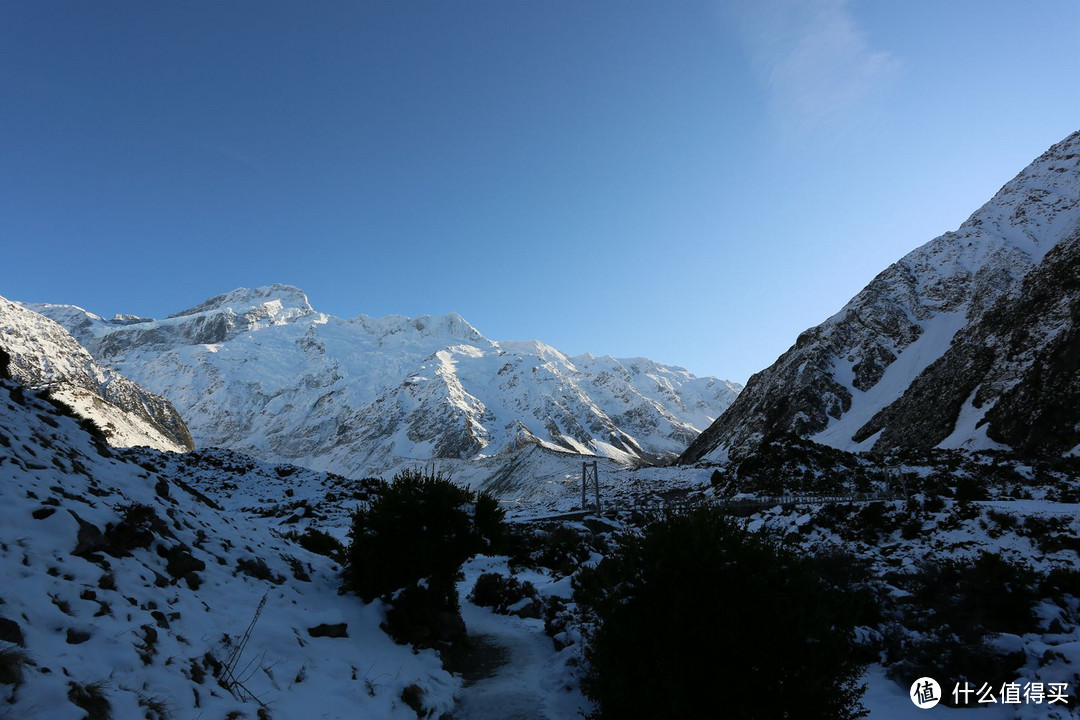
574 508 868 720
345 468 504 645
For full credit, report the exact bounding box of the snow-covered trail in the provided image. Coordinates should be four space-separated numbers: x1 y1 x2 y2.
452 607 554 719
451 559 589 719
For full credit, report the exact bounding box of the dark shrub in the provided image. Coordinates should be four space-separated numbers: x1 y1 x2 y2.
345 468 504 646
287 528 346 563
0 646 31 687
852 501 893 543
469 572 539 617
885 631 1025 707
474 492 507 554
923 492 946 513
470 572 510 608
506 523 601 577
954 476 988 503
886 552 1040 699
382 578 465 646
106 503 160 555
1041 567 1080 600
574 508 868 720
67 681 112 720
346 468 503 601
907 552 1039 638
807 547 881 628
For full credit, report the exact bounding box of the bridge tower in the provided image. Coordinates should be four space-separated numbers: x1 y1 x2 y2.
582 460 600 514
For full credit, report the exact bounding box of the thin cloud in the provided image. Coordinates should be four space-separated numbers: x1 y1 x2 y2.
727 0 901 133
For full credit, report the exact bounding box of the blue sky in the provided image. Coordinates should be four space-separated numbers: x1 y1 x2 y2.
3 1 1079 383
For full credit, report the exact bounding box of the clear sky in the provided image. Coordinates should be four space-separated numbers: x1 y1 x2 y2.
3 1 1079 383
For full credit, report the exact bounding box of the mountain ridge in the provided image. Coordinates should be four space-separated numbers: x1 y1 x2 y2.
0 296 194 453
682 128 1080 464
30 286 740 477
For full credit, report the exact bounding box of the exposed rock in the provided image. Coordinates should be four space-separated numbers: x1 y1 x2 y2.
0 616 25 647
401 684 426 718
65 628 91 645
161 545 206 580
307 623 348 638
857 227 1080 456
69 511 107 558
235 557 285 585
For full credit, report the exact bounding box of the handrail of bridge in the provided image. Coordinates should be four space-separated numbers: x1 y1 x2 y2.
510 490 904 523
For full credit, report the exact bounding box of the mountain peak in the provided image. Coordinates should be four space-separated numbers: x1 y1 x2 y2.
169 284 314 320
351 311 487 345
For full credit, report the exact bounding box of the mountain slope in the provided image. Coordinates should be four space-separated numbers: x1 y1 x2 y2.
0 296 193 453
855 224 1080 457
682 129 1080 463
0 378 457 719
29 285 739 476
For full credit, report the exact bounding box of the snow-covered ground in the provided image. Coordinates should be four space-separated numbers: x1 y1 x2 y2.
453 556 588 720
0 380 457 719
5 367 1077 718
165 441 1080 718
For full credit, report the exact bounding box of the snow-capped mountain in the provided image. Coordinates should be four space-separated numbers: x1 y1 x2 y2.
29 286 740 476
0 296 193 453
682 129 1080 463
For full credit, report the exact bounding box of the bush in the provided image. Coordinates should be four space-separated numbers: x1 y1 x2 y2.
287 528 346 563
884 631 1025 707
906 552 1039 640
383 578 465 646
469 573 539 617
885 552 1040 698
574 508 868 720
506 524 603 577
106 503 160 556
0 645 31 688
953 476 988 503
473 492 507 554
1041 567 1080 600
68 681 112 720
345 468 504 646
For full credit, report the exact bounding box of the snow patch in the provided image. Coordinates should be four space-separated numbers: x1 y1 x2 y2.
813 311 968 451
936 385 1011 451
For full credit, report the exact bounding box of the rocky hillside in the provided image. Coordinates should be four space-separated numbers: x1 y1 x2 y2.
682 129 1080 463
0 377 457 719
0 296 193 453
28 285 740 476
854 226 1080 457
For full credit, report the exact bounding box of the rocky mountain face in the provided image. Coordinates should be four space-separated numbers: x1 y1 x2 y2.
856 225 1080 457
29 285 740 476
0 296 193 453
682 129 1080 463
